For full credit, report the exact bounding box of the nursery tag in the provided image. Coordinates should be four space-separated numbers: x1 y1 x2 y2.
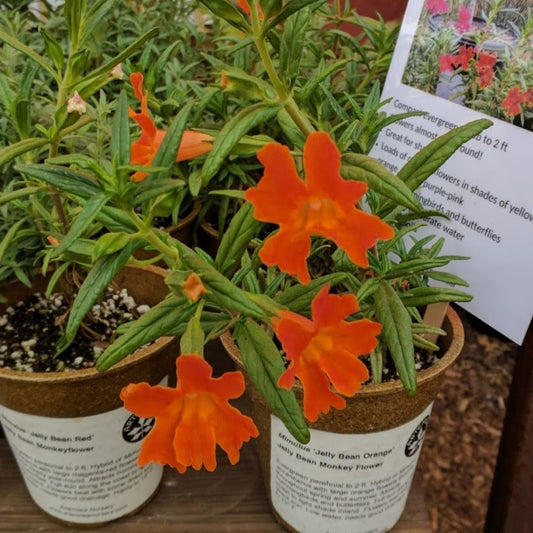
270 406 432 533
369 0 533 344
0 404 162 524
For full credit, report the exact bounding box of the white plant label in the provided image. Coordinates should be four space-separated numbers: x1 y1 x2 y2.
270 405 432 533
369 0 533 344
0 404 162 523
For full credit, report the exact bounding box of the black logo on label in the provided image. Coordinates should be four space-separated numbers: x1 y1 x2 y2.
405 415 429 457
122 415 155 443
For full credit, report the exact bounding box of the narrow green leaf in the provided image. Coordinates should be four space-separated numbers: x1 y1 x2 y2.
198 0 248 30
425 271 469 287
83 27 160 82
149 101 195 180
97 295 191 371
0 219 26 264
0 29 58 81
16 164 102 198
0 186 41 205
52 193 110 257
180 316 205 356
0 138 49 167
400 287 472 307
92 232 132 261
39 27 64 70
265 0 327 32
341 153 421 212
274 273 347 314
63 242 139 345
215 203 259 275
201 102 281 186
399 119 492 192
112 90 130 167
235 320 310 443
279 7 311 87
374 281 417 394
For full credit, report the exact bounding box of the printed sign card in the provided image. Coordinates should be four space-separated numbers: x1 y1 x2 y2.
370 0 533 344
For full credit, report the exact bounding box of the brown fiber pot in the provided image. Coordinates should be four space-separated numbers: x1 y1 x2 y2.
0 265 178 527
221 306 464 533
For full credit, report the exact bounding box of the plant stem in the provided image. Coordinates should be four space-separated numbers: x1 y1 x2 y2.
127 209 181 266
250 3 315 137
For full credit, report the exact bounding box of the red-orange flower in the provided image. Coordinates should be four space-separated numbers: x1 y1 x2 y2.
244 132 394 283
120 354 258 472
129 72 212 182
452 44 475 70
273 284 382 422
501 86 524 117
475 51 497 89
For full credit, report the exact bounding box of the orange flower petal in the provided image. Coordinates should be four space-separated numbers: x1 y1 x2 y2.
274 285 380 421
128 73 213 182
176 131 213 162
120 354 258 473
245 132 393 282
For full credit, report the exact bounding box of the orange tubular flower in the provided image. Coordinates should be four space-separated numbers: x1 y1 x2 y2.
183 272 207 302
128 72 212 182
273 284 382 422
244 131 394 283
120 354 259 472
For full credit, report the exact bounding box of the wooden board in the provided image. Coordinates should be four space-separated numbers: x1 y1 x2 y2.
0 436 431 532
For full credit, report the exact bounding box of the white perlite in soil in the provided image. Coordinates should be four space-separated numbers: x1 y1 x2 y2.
0 287 149 372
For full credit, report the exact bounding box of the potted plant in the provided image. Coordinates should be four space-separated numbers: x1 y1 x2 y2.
0 0 213 525
2 1 492 531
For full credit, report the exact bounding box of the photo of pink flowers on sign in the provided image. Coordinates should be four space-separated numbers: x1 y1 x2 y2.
402 0 533 130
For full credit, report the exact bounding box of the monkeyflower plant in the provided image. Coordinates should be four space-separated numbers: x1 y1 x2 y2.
14 0 492 474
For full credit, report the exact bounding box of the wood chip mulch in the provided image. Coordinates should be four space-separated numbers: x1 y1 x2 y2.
417 307 517 533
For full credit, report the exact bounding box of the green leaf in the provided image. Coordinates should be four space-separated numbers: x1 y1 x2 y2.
82 27 160 82
215 203 259 275
52 193 110 258
178 243 269 319
201 102 281 186
382 257 450 280
96 295 191 371
80 0 115 44
64 0 87 48
399 287 472 307
0 28 58 81
111 90 130 167
16 164 102 198
425 271 469 287
92 232 132 261
399 119 492 192
63 242 139 346
0 219 26 265
180 316 205 356
0 138 49 167
279 7 311 88
265 0 328 32
374 281 417 394
149 101 195 180
235 320 310 443
198 0 249 31
341 153 421 212
0 186 41 205
379 119 492 217
274 273 347 314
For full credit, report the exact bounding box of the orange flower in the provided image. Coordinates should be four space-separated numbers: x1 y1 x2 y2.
120 354 258 472
273 284 381 422
183 272 207 302
128 72 212 182
244 132 393 283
